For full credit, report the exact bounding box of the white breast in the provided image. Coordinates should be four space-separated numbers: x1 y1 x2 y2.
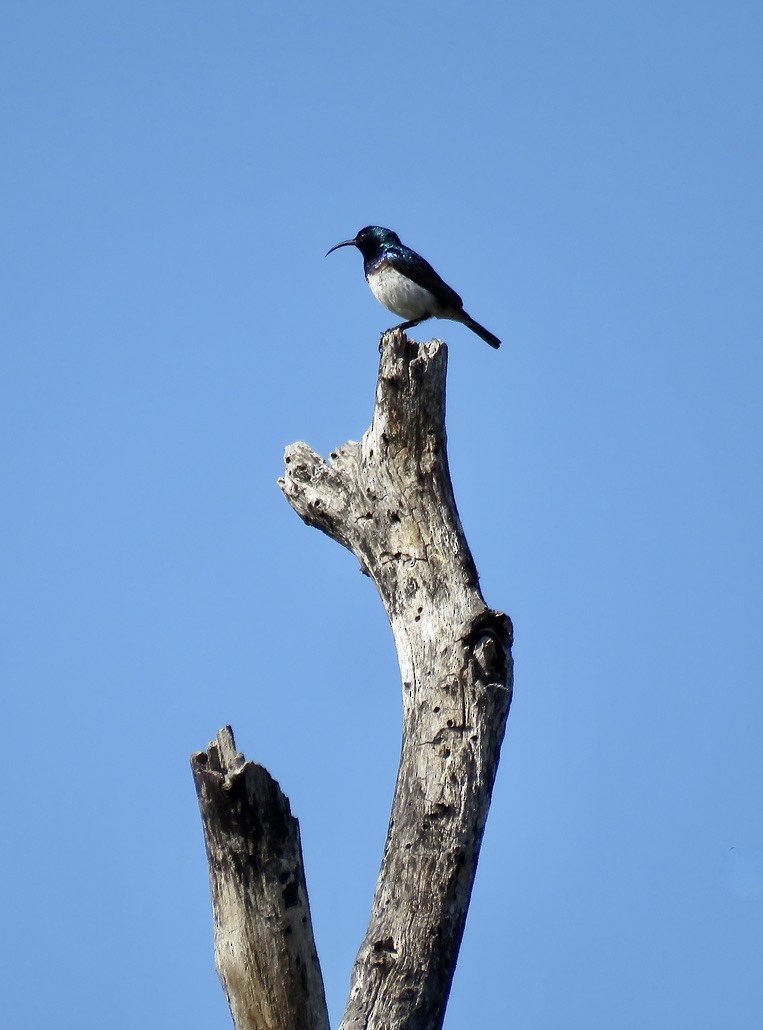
366 265 436 320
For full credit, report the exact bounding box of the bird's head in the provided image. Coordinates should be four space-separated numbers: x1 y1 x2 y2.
326 226 401 259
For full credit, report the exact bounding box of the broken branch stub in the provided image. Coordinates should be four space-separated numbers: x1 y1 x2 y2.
191 727 330 1030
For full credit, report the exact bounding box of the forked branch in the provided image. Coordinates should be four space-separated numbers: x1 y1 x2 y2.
193 329 513 1030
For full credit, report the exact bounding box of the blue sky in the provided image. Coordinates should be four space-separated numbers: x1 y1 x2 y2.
3 2 762 1027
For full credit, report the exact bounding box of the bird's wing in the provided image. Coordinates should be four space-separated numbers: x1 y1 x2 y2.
385 246 463 310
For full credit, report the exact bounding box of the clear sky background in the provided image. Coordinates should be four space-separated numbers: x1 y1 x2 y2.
3 3 762 1028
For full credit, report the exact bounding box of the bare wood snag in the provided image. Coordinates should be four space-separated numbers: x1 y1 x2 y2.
192 329 513 1030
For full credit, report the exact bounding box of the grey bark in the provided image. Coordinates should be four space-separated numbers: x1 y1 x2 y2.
192 329 513 1030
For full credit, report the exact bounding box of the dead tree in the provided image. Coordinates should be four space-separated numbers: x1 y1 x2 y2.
191 329 513 1030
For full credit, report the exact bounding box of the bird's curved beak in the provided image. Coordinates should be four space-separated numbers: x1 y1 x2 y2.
326 238 358 257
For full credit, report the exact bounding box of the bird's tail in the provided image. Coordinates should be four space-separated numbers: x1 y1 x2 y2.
460 311 501 349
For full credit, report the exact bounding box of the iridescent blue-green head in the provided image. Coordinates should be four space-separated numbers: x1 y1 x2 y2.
326 226 401 259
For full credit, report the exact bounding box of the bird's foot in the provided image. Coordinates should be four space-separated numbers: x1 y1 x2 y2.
392 318 424 333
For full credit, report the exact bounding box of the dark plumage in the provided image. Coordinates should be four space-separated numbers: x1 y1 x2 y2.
327 226 501 348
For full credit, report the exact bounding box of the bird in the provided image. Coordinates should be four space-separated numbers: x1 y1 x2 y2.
326 225 500 348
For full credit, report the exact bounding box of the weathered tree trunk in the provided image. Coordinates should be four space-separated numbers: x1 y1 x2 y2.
192 329 513 1030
